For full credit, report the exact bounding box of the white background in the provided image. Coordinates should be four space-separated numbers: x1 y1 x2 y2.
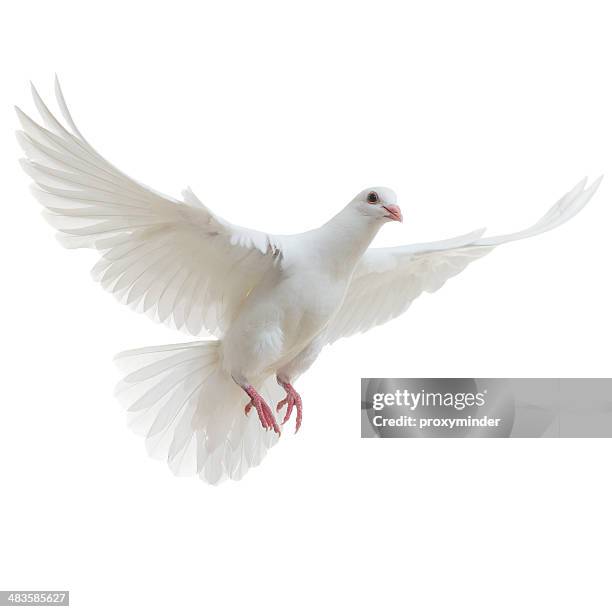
1 1 611 610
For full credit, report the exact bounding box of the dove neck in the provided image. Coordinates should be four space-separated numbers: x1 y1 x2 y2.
316 208 383 275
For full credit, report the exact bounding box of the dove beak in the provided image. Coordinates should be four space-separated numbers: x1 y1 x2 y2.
383 204 403 222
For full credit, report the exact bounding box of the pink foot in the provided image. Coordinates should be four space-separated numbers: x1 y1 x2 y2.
276 380 303 433
244 385 281 435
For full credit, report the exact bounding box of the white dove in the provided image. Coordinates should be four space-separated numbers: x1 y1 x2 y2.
16 79 602 484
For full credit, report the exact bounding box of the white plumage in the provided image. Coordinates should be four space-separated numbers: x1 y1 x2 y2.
16 79 602 483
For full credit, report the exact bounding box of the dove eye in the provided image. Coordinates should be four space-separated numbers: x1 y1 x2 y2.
367 191 379 204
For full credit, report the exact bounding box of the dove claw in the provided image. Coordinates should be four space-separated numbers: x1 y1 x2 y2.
276 398 288 412
242 385 281 435
277 381 303 433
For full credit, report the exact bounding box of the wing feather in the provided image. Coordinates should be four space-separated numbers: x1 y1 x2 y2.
17 80 284 337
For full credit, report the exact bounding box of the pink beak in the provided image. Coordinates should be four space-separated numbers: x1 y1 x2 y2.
383 204 403 223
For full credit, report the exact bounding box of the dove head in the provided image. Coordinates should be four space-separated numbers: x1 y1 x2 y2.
351 187 402 223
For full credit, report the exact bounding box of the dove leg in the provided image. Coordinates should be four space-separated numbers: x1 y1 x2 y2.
275 332 326 433
275 377 303 433
232 375 281 435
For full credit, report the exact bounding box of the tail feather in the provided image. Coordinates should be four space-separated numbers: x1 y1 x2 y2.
114 340 282 484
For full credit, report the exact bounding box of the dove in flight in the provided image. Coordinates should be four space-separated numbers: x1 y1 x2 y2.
16 79 602 484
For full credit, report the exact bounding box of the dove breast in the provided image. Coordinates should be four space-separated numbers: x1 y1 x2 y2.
221 261 347 379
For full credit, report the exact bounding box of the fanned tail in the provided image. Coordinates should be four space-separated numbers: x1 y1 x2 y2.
114 341 283 484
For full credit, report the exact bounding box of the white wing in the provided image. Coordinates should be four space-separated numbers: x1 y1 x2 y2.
16 78 283 337
326 177 602 343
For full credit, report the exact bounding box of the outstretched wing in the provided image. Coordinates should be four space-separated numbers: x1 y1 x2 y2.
326 177 602 343
16 78 283 337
